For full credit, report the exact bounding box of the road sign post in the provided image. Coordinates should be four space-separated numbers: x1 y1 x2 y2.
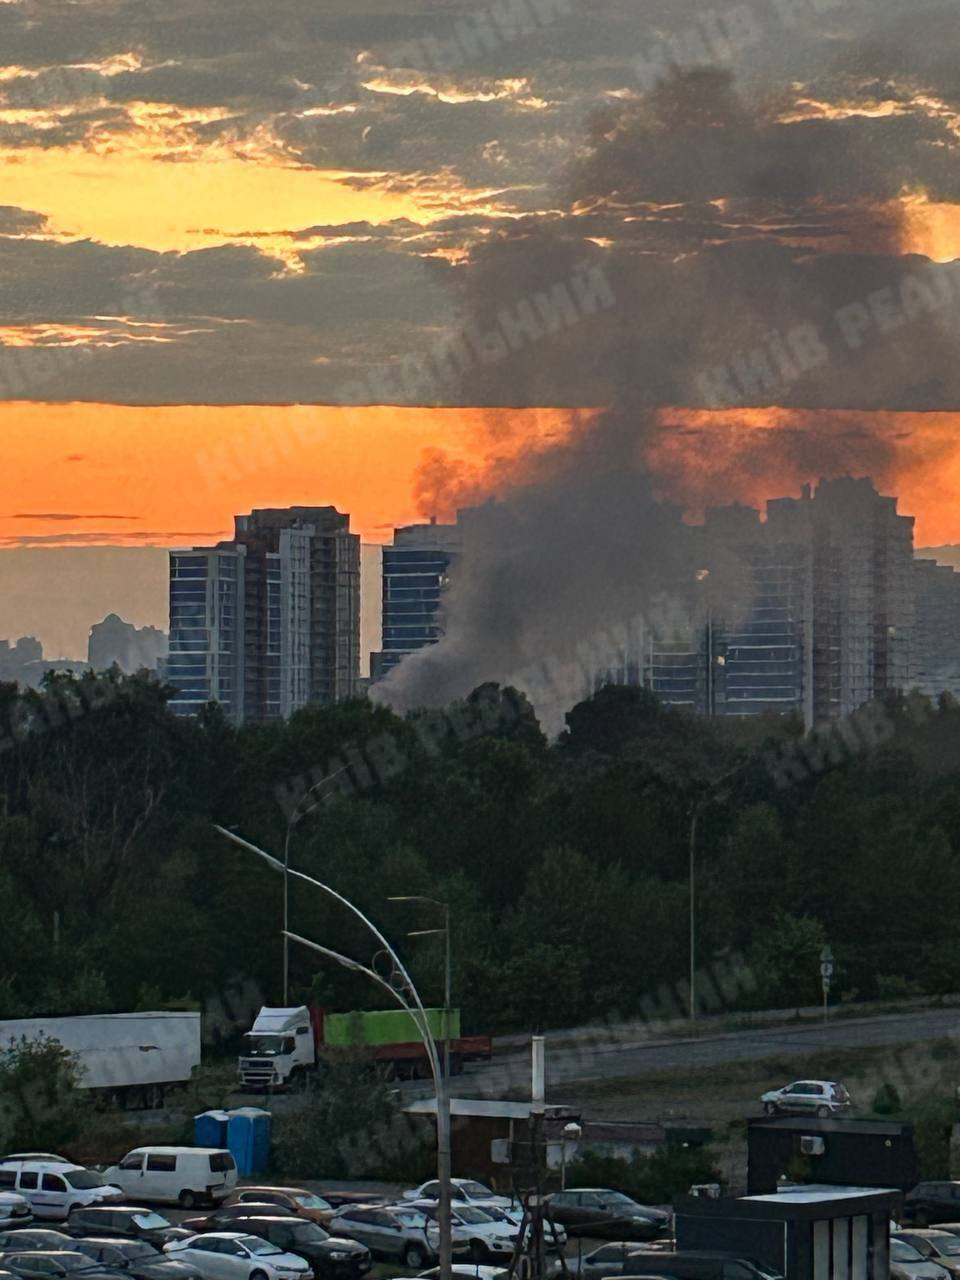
820 946 834 1024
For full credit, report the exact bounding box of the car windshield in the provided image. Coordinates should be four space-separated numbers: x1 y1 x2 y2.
455 1208 494 1225
459 1184 494 1199
892 1242 924 1262
294 1196 331 1211
931 1239 960 1256
64 1173 104 1190
133 1214 172 1230
289 1225 328 1243
397 1212 428 1228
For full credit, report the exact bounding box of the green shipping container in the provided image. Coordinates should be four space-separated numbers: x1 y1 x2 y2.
324 1007 460 1047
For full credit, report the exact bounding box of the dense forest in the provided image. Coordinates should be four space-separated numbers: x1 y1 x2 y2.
3 670 960 1037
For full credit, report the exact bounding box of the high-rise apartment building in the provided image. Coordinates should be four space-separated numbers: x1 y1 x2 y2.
167 506 360 724
234 507 360 717
765 478 914 721
637 478 916 726
911 558 960 701
371 517 461 681
167 544 246 723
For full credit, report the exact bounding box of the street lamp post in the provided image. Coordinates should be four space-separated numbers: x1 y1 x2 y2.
688 762 745 1024
216 826 454 1280
389 897 451 1084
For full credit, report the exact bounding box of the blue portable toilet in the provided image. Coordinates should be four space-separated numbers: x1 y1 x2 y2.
226 1107 271 1176
194 1109 230 1149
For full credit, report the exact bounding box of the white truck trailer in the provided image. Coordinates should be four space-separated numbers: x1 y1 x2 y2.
0 1011 202 1108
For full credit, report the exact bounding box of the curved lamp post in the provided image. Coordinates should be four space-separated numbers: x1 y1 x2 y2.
214 824 453 1280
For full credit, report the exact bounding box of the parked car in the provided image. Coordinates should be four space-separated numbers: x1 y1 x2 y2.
178 1211 296 1236
480 1205 565 1252
402 1183 512 1211
759 1081 851 1118
205 1216 370 1280
328 1206 448 1269
308 1201 381 1216
0 1197 32 1231
0 1165 122 1222
905 1186 960 1227
404 1201 516 1263
891 1239 953 1280
564 1242 647 1278
0 1250 126 1280
162 1235 310 1280
545 1191 670 1241
220 1196 334 1228
68 1240 202 1280
418 1268 510 1280
622 1252 783 1280
895 1232 960 1275
65 1208 192 1248
0 1235 74 1254
103 1152 237 1210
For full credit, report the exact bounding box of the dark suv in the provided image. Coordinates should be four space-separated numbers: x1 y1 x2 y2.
904 1184 960 1227
215 1216 371 1280
64 1210 190 1249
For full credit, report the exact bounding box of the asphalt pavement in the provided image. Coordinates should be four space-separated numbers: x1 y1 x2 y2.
404 1006 960 1099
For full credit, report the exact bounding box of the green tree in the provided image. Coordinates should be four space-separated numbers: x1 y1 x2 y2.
0 1035 86 1151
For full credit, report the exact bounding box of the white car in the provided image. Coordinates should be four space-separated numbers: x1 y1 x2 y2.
0 1161 122 1220
405 1201 517 1262
484 1205 566 1251
164 1233 311 1280
0 1191 32 1228
760 1080 852 1118
403 1181 513 1211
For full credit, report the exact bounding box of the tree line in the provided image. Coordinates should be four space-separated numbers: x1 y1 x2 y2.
3 670 960 1036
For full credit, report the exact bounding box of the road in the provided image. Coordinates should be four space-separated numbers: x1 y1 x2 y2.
406 1007 960 1099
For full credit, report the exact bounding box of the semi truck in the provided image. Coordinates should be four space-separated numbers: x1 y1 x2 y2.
238 1005 493 1090
0 1011 202 1108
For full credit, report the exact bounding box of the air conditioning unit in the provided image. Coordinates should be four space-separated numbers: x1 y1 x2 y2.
800 1135 826 1155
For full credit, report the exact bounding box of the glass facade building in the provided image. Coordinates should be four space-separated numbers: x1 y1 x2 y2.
167 506 359 725
167 545 245 723
372 520 461 681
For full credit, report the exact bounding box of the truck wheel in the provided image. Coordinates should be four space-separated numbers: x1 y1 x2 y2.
178 1191 198 1209
402 1245 427 1269
816 1106 830 1118
763 1102 778 1115
469 1241 487 1262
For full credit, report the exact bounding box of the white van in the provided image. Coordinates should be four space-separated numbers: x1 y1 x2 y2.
104 1147 238 1208
0 1160 123 1219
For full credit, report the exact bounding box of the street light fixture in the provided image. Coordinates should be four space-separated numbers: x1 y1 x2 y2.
388 897 451 1085
560 1121 582 1190
216 826 454 1280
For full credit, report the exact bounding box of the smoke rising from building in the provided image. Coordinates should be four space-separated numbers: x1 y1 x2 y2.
374 59 960 722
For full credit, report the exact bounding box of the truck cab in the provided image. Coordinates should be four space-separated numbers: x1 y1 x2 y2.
238 1007 315 1090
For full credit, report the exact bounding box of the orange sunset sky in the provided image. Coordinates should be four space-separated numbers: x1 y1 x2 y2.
2 0 960 661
